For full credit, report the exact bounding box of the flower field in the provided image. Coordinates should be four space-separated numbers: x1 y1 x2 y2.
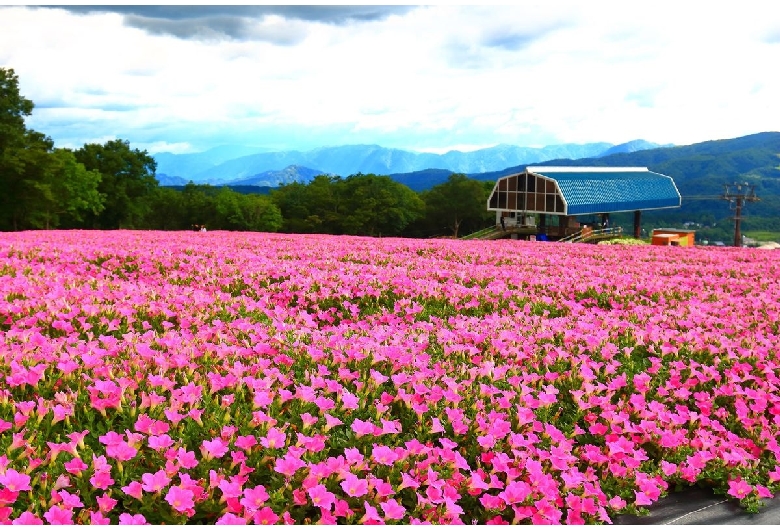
1 230 779 524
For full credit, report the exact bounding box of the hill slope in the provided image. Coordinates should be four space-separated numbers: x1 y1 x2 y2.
466 132 780 220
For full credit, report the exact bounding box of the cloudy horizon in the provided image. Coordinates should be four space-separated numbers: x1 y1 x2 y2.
1 3 779 155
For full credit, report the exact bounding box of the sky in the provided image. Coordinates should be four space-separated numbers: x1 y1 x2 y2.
1 2 779 155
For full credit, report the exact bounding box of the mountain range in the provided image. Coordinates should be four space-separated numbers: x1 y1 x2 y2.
153 139 666 187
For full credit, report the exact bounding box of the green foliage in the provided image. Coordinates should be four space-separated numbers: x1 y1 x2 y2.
417 173 494 237
74 139 158 229
272 173 424 236
339 173 425 236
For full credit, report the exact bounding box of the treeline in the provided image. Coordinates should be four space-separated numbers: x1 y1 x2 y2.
0 67 494 237
129 173 493 238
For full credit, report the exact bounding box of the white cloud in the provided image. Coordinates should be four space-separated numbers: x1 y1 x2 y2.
1 3 778 153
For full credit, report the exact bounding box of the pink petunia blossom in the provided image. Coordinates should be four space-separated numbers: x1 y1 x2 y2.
360 501 384 524
273 453 306 477
252 506 280 525
43 506 73 525
727 478 753 500
380 498 406 520
240 484 270 512
58 490 84 509
201 437 229 459
341 473 369 497
90 470 115 490
122 480 144 500
12 511 43 525
97 494 118 513
0 469 31 492
260 427 287 449
118 513 148 525
141 469 171 493
216 513 248 525
308 484 336 511
166 485 195 513
90 511 112 525
147 434 174 451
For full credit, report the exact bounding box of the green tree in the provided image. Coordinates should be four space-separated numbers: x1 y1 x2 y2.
75 139 158 228
271 181 317 233
31 148 105 229
0 68 36 230
138 186 186 230
420 174 493 237
339 173 424 236
214 188 283 232
0 67 32 152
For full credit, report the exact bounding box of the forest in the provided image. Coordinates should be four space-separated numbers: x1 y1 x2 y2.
2 66 777 241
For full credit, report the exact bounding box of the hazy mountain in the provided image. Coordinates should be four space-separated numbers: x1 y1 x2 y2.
152 140 666 185
155 173 190 186
225 165 325 187
154 145 268 181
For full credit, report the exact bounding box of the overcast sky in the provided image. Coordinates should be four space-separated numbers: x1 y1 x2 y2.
1 3 779 155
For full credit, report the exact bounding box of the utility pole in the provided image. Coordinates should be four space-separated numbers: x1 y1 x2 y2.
721 182 759 247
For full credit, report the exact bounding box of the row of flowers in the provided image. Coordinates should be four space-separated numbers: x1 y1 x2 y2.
0 230 779 524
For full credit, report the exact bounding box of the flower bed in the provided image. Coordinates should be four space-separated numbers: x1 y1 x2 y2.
1 230 779 524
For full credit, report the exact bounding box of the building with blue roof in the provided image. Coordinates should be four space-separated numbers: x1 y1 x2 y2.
487 167 681 239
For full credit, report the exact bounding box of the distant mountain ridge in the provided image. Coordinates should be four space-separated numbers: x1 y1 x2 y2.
153 139 666 186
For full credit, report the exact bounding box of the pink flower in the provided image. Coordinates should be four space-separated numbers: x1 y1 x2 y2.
97 494 118 513
351 419 375 437
308 484 336 510
273 454 306 477
253 507 279 525
0 469 32 492
90 471 115 490
166 485 195 513
324 414 343 429
341 473 369 497
0 488 19 505
727 478 753 500
176 448 199 469
241 484 270 512
201 437 229 459
142 469 171 493
90 511 112 525
122 480 144 500
260 427 287 449
235 435 257 451
64 457 88 475
12 511 43 525
341 391 360 410
217 478 243 500
360 501 384 524
216 513 248 525
106 441 138 462
43 506 73 525
499 480 531 505
372 444 401 466
118 513 148 525
399 472 421 490
59 490 84 509
147 434 174 451
380 498 406 520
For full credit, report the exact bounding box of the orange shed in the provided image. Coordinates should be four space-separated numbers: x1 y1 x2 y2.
651 229 696 247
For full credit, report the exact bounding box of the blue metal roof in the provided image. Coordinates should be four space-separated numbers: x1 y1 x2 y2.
527 167 681 215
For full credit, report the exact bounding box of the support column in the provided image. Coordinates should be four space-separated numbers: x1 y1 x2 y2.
559 216 568 237
633 210 641 239
539 214 546 235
